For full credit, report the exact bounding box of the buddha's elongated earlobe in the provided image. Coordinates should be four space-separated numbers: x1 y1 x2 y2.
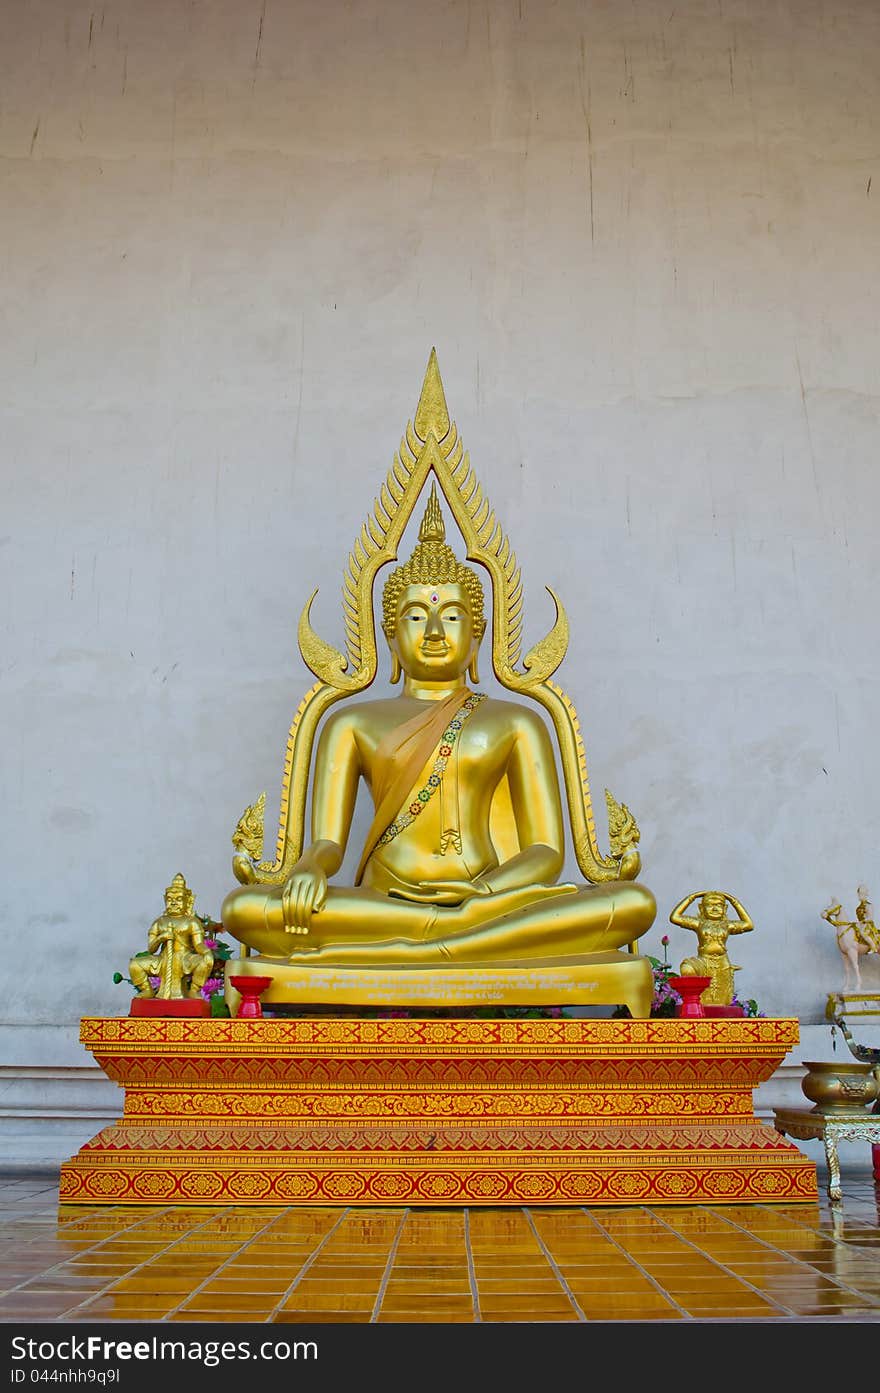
468 652 480 684
390 651 402 685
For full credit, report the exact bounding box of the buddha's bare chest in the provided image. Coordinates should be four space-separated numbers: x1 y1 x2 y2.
355 705 511 787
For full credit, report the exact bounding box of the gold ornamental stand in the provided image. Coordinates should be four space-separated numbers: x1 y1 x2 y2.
773 1109 880 1202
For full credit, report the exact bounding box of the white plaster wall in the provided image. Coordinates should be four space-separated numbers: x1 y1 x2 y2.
2 0 879 1163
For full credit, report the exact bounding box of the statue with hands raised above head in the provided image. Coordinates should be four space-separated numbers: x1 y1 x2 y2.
669 890 754 1007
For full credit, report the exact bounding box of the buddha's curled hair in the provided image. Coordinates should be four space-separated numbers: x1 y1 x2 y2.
381 483 486 640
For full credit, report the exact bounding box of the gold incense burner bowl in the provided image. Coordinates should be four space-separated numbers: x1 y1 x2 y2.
801 1060 880 1115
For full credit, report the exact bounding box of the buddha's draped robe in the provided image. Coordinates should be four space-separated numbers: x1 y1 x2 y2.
355 687 473 886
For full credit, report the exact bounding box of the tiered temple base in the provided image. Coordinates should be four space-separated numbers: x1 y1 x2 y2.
59 1016 817 1206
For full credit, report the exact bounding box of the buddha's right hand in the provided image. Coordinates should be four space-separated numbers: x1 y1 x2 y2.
281 867 328 935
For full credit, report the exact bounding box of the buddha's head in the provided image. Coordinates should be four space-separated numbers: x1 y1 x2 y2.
699 892 726 921
382 483 485 685
164 873 188 916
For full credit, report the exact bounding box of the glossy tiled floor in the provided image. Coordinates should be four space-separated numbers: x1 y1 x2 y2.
2 1171 880 1323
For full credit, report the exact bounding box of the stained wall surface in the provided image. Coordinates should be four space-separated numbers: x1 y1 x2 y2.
2 0 879 1162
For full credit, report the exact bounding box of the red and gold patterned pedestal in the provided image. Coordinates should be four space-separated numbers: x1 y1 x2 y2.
59 1016 816 1206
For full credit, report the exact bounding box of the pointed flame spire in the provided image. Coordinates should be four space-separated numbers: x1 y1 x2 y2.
417 481 446 544
414 347 451 442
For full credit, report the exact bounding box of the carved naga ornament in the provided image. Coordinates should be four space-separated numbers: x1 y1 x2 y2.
232 350 641 887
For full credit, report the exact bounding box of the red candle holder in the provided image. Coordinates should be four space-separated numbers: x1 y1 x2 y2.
668 976 711 1019
228 975 274 1019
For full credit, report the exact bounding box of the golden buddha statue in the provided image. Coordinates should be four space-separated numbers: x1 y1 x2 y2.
131 873 213 1001
222 352 657 1015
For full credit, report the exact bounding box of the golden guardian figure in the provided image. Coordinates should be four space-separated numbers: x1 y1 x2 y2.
130 873 213 1001
222 353 657 1014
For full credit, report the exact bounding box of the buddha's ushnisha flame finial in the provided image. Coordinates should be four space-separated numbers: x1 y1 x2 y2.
418 481 446 545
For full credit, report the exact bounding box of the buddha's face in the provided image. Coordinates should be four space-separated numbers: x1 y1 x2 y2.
701 894 725 920
392 582 477 683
